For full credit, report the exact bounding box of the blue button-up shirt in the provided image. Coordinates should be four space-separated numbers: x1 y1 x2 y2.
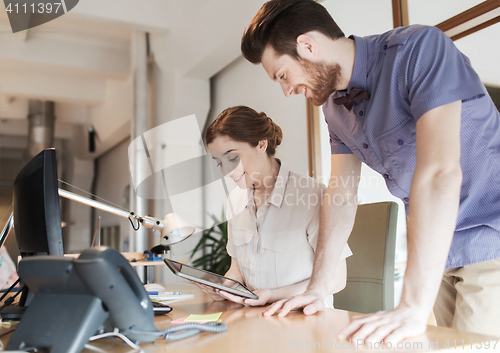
324 25 500 269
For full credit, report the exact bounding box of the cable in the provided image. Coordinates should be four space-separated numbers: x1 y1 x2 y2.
0 278 21 304
89 328 144 353
124 322 227 342
0 204 12 225
0 328 15 340
128 214 141 231
0 285 26 313
161 322 227 341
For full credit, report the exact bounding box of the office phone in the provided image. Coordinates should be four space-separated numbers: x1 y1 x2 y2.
7 247 159 353
7 247 227 353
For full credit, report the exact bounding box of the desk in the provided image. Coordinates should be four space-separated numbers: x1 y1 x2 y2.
1 282 498 353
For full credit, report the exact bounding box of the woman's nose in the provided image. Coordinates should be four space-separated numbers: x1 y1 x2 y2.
221 164 237 177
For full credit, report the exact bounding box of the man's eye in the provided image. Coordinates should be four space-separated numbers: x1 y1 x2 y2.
216 162 222 167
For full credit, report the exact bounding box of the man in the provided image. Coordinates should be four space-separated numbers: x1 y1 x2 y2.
240 0 500 343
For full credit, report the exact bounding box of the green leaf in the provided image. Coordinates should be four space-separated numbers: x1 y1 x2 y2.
189 209 231 275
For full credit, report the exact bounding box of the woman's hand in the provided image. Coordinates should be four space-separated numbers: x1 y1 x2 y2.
214 288 272 306
191 282 226 301
243 288 272 306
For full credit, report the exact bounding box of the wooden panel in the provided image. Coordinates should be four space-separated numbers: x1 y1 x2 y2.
436 0 500 41
306 99 323 179
448 15 500 41
392 0 409 28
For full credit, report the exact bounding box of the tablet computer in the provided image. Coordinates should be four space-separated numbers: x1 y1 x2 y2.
163 258 258 300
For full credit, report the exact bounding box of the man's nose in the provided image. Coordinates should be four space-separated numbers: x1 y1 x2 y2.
280 83 293 97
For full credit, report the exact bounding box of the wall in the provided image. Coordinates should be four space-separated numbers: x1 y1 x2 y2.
208 56 309 175
94 138 132 251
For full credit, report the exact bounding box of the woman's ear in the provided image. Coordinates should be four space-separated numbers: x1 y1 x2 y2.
257 140 268 153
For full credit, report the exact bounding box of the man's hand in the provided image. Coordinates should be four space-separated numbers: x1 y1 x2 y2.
262 291 325 317
338 306 428 344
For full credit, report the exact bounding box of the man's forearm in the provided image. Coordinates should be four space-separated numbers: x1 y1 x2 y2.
401 165 462 314
268 279 309 303
307 188 357 297
271 256 347 302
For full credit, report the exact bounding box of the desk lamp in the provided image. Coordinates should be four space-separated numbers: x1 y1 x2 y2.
58 189 195 245
0 191 195 251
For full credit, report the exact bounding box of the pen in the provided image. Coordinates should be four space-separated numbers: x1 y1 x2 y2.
148 291 183 295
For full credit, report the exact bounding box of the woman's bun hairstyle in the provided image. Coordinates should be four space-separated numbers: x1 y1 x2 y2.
205 106 283 156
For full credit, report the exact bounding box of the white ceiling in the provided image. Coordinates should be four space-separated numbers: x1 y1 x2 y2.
0 0 498 160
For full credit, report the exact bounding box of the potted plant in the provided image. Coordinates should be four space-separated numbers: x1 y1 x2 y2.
190 211 231 275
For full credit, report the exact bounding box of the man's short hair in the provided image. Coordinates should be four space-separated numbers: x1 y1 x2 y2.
241 0 344 64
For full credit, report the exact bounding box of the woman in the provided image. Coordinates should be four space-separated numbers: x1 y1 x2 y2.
201 105 351 308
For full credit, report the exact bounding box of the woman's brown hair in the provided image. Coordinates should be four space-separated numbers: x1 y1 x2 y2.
205 106 283 156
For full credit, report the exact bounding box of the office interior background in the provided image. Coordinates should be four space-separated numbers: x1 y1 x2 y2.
0 0 499 303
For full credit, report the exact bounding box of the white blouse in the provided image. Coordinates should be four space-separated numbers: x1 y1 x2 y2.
226 160 352 307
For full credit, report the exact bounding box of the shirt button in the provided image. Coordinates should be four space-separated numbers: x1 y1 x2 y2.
383 44 388 50
383 173 390 179
398 139 404 145
404 197 409 203
362 143 369 149
359 111 364 116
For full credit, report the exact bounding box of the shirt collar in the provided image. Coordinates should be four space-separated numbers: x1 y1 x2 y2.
346 35 369 94
245 159 290 209
267 159 289 208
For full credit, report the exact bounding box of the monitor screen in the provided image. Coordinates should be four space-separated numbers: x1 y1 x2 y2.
12 148 63 257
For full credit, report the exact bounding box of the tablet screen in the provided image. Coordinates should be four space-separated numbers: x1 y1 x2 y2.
163 258 258 299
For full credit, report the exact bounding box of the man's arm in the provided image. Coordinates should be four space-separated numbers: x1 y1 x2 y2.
233 257 347 306
338 100 463 343
263 153 361 316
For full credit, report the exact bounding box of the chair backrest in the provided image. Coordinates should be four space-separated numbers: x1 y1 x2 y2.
334 201 398 313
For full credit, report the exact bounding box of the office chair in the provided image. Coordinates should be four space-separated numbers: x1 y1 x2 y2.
334 201 398 314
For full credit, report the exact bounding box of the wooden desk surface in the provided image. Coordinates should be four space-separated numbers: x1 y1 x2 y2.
1 282 498 352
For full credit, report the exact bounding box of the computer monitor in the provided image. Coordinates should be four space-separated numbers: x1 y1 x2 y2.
1 148 64 319
12 148 64 257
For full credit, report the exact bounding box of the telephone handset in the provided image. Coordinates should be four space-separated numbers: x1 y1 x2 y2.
7 247 159 353
75 246 159 342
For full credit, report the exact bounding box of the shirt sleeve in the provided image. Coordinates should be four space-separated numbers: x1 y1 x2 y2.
329 130 353 155
403 26 487 120
322 102 354 155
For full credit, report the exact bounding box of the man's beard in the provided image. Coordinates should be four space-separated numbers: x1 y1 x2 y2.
299 58 341 106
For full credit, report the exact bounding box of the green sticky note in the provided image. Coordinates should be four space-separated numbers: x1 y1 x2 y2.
184 312 222 322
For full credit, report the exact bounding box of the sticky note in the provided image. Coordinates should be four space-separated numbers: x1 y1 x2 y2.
184 312 222 322
171 316 198 324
